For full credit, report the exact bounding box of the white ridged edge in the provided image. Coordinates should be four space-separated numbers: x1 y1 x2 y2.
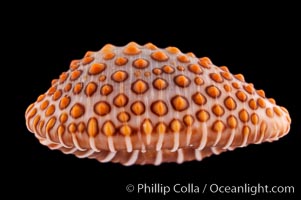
89 137 100 152
154 150 163 166
171 132 179 152
107 136 116 152
197 123 207 150
101 152 116 163
58 133 72 148
176 149 184 164
156 133 164 151
72 134 86 151
125 136 133 153
186 128 192 146
194 150 202 161
223 129 235 149
77 149 95 158
123 150 139 166
212 132 221 147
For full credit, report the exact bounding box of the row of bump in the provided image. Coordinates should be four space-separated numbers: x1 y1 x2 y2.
49 79 263 103
27 100 283 138
35 89 283 121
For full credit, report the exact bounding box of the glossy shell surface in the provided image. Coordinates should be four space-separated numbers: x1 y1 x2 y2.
25 42 291 166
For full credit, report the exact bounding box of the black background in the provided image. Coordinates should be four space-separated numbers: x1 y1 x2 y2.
11 3 300 200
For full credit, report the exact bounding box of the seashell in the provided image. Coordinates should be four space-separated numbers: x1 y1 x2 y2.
25 42 291 166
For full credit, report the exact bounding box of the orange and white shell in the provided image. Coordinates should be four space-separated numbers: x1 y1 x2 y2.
25 42 291 166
